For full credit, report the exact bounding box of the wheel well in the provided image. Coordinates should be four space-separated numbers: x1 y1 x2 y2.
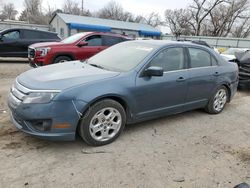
76 96 130 135
53 54 74 63
90 96 129 115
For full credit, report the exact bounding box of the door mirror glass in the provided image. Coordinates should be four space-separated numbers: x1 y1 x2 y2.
144 66 163 77
77 41 88 47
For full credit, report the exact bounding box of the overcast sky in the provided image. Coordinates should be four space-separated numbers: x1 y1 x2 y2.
9 0 190 17
7 0 190 33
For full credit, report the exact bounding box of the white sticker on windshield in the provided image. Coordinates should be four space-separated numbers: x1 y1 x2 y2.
135 46 153 51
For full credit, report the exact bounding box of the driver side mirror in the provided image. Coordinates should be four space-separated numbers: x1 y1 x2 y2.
77 41 88 47
0 34 3 41
144 66 164 77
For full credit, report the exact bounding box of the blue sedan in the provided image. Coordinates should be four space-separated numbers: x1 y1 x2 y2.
8 40 238 146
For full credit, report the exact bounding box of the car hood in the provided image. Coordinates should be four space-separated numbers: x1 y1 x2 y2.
29 42 64 48
17 61 120 90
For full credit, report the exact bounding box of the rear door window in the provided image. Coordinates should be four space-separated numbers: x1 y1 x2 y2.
188 48 213 68
85 35 102 46
2 30 20 40
102 35 122 46
22 30 41 39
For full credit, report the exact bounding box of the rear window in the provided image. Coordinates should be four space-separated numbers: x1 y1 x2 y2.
102 35 123 46
22 30 59 39
188 48 212 68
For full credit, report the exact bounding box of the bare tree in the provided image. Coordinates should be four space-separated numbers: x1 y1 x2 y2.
144 12 162 27
188 0 226 36
133 15 145 23
62 0 90 16
63 0 81 15
232 16 250 37
96 1 133 21
0 3 18 20
165 9 193 37
19 0 45 24
206 0 250 36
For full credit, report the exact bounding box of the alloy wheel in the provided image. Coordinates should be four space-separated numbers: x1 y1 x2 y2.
213 89 227 112
89 107 122 142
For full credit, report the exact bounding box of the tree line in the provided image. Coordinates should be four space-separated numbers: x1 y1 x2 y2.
165 0 250 38
0 0 162 28
0 0 250 38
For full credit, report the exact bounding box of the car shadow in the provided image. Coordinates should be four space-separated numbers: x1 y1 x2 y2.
13 109 206 151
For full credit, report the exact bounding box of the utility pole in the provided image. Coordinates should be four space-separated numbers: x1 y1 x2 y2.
81 0 84 15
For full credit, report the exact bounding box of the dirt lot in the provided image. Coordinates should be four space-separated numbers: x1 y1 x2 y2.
0 62 249 188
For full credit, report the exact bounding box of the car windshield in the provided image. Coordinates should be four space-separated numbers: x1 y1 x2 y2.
87 41 157 72
61 33 88 44
222 48 247 55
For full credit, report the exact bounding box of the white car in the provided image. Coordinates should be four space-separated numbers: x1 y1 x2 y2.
220 48 249 61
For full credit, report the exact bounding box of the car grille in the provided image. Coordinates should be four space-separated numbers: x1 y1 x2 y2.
28 48 35 58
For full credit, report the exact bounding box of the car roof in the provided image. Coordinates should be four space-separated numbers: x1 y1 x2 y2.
0 28 58 35
128 39 211 49
84 31 132 39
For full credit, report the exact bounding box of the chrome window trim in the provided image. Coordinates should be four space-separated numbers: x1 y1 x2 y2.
162 65 219 74
187 65 218 70
15 79 61 93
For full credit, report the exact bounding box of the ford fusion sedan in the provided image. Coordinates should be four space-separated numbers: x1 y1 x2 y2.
8 40 238 146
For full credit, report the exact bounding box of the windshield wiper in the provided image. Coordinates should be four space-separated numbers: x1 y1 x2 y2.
89 63 105 69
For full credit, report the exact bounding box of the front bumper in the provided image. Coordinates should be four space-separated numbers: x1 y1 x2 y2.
10 111 75 141
29 58 44 68
8 97 88 141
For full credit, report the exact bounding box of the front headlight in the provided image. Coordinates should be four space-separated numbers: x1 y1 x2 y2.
23 92 58 104
36 47 51 57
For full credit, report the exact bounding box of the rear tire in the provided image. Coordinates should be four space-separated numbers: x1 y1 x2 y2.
79 99 126 146
53 56 72 64
205 86 229 114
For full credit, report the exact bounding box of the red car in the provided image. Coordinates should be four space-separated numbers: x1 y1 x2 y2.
28 32 131 67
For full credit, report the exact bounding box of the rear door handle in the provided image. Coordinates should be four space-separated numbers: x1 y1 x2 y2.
213 72 220 76
176 77 186 82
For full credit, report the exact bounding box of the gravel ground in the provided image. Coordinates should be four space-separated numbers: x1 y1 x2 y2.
0 62 249 188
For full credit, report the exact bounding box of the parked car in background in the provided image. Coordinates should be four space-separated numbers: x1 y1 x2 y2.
235 51 250 88
8 40 238 146
28 32 131 67
0 28 60 58
220 48 249 61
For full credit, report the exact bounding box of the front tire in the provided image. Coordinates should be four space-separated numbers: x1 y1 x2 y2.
205 86 229 114
79 99 126 146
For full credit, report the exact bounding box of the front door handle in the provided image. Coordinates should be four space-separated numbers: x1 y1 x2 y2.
176 77 186 82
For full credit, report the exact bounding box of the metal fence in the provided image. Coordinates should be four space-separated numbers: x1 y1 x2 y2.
0 20 50 32
162 35 250 48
